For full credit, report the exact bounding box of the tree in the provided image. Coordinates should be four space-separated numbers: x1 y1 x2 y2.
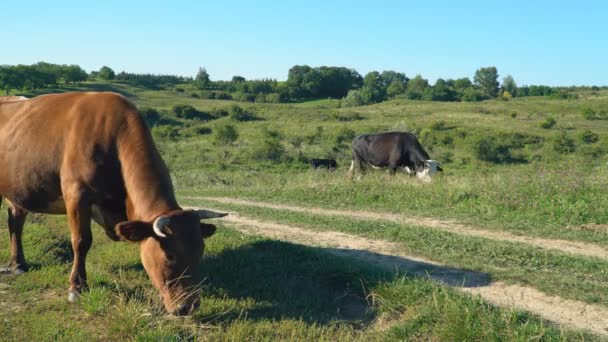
501 75 518 97
426 78 457 101
386 80 406 98
98 66 115 81
474 66 499 98
194 67 210 90
404 75 429 100
62 65 88 84
360 71 386 104
231 75 246 83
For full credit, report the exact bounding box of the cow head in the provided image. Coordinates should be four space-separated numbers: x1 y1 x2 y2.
114 209 227 315
414 160 443 181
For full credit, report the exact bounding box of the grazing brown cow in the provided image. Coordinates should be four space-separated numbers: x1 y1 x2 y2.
0 92 226 315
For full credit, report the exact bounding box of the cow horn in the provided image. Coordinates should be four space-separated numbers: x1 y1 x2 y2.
153 216 171 238
195 209 228 219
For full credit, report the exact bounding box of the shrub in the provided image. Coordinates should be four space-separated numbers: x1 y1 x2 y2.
553 131 576 154
473 136 514 163
539 117 556 129
139 107 160 127
581 107 597 120
429 120 448 131
341 89 365 107
210 108 229 118
214 124 239 145
334 127 356 146
175 87 185 93
461 88 485 102
172 104 197 118
152 126 180 140
229 104 258 122
580 130 599 144
332 112 365 121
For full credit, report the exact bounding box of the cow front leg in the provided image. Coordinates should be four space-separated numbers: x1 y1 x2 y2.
3 204 29 274
63 190 93 302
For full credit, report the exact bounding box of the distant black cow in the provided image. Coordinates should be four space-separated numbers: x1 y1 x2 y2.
311 158 338 170
349 132 442 181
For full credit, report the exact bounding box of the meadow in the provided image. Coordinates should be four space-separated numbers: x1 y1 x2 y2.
1 82 607 340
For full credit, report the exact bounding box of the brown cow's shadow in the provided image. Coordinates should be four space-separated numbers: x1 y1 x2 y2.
195 240 491 326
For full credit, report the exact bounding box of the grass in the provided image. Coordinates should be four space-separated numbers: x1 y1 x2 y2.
3 82 608 339
0 215 597 340
183 198 608 308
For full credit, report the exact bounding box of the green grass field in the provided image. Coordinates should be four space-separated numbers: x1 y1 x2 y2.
2 82 608 340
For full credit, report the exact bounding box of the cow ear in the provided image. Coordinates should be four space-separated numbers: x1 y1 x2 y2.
115 221 154 242
200 223 217 239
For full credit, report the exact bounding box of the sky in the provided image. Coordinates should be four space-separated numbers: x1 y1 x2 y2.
3 0 607 86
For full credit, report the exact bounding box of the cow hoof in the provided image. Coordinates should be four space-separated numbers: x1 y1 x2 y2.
12 268 26 275
68 290 80 303
0 267 27 275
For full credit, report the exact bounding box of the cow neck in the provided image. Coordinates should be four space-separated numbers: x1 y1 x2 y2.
118 114 180 222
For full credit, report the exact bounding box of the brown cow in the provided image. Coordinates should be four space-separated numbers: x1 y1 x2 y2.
0 92 226 315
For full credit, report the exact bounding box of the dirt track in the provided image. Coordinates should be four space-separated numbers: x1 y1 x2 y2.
186 197 608 336
192 196 608 261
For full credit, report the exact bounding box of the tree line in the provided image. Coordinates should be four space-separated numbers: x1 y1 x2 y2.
1 62 600 104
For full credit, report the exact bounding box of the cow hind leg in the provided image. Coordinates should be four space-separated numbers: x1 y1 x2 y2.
62 184 93 302
2 202 29 275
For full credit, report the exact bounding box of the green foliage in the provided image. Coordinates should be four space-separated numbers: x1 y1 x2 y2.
553 131 576 154
501 75 518 97
404 75 429 100
251 128 286 163
152 125 180 140
214 124 239 145
429 120 448 131
138 107 161 127
341 89 365 107
461 88 485 102
229 104 258 122
539 116 557 129
473 135 519 163
98 66 115 81
580 130 599 144
474 66 499 98
193 67 210 90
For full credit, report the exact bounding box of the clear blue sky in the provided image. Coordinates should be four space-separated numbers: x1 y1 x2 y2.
3 0 607 86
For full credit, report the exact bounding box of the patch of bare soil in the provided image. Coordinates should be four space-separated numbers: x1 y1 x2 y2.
199 211 608 336
194 196 608 262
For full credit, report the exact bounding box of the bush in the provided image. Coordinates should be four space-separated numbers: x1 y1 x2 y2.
429 120 448 131
139 107 160 127
229 105 258 122
473 136 515 163
553 131 576 154
581 107 596 120
341 89 365 107
539 117 556 129
172 104 197 118
580 130 599 144
332 112 365 121
461 88 485 102
152 126 180 140
210 108 229 118
214 124 239 145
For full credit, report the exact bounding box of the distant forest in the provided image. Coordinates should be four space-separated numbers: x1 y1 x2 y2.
1 62 603 105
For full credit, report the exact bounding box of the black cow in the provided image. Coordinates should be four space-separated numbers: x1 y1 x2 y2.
311 158 338 170
349 132 442 180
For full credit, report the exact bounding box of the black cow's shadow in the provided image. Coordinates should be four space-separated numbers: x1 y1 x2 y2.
194 240 491 326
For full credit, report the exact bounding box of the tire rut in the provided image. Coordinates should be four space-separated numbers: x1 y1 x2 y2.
190 196 608 262
199 211 608 336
